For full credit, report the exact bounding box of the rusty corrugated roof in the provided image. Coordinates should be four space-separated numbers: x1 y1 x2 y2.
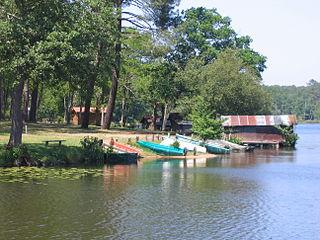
221 115 298 127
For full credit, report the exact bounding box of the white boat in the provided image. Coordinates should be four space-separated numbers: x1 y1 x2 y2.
206 139 254 152
161 137 207 153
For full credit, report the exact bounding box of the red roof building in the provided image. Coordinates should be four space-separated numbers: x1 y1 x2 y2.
221 115 298 146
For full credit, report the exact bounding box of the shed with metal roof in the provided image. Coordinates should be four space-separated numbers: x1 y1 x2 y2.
221 115 297 146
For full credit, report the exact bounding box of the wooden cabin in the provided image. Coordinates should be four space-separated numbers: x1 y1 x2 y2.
221 115 298 147
71 107 107 126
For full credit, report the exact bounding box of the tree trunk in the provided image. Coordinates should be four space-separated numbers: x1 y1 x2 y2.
120 88 127 127
162 103 169 131
120 97 126 127
3 79 10 119
151 103 158 131
8 77 25 146
102 1 122 129
0 73 3 120
81 82 95 128
29 83 39 122
81 42 102 129
64 93 73 124
23 80 29 122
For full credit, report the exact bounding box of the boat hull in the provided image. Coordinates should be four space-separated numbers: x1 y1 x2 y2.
104 140 142 155
104 153 138 164
205 143 230 154
176 134 203 146
161 137 207 153
137 140 186 156
176 134 230 154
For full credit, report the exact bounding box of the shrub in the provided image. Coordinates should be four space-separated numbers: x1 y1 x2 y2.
171 140 180 149
80 137 105 164
229 136 243 144
0 145 32 167
275 126 299 147
0 148 15 167
190 97 224 141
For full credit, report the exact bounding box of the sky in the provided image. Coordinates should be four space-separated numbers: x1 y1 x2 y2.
179 0 320 86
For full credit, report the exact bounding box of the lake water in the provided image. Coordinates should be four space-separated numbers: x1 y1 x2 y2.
0 124 320 240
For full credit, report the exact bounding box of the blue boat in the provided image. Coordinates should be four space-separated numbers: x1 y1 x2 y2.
137 140 186 156
205 142 230 154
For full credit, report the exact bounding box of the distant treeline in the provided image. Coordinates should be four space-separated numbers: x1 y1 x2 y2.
264 79 320 120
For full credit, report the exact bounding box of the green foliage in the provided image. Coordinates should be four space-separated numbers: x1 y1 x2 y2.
171 140 180 148
228 136 243 145
142 0 181 29
275 126 299 147
171 7 266 71
202 49 271 115
0 148 15 167
1 0 272 136
264 79 320 120
134 62 180 104
0 145 31 167
176 49 271 117
80 136 105 164
190 97 224 141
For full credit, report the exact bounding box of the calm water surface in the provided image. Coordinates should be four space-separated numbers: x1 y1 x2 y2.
0 124 320 240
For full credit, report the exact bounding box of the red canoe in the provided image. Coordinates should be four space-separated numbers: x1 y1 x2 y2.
104 140 142 155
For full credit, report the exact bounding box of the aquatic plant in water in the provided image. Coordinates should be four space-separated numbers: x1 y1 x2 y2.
0 167 106 184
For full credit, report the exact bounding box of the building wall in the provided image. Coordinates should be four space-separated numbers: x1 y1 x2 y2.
71 112 101 125
225 126 285 144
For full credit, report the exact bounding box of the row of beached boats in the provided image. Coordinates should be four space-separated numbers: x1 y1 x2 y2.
103 134 252 157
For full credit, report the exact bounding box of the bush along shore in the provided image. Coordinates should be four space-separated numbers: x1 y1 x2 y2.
0 137 118 168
